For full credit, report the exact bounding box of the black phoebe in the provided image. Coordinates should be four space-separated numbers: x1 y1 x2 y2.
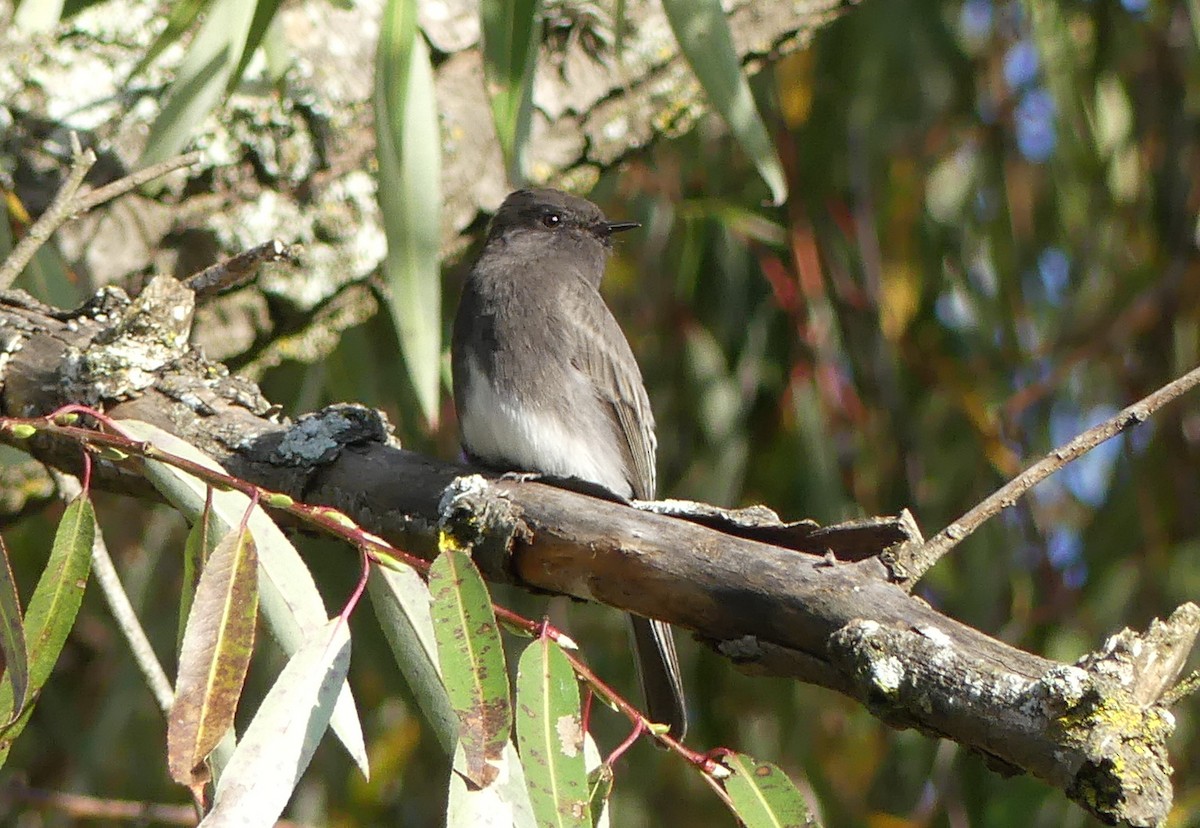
451 188 687 740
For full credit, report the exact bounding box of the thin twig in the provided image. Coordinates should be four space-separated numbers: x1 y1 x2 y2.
53 472 175 714
0 778 313 826
0 779 197 824
71 150 202 216
0 137 96 291
898 363 1200 585
183 239 299 299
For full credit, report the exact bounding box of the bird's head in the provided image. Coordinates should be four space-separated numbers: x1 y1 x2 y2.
487 188 640 253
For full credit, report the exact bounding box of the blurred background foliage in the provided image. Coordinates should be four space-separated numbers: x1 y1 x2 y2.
2 0 1200 825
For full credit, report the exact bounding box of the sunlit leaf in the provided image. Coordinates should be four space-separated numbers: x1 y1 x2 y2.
367 562 458 754
723 753 813 828
515 636 588 827
168 525 258 792
229 0 285 93
375 0 443 427
0 496 95 766
200 618 350 827
139 0 258 166
480 0 540 179
115 420 369 778
662 0 788 204
429 549 510 788
0 536 27 724
447 741 537 828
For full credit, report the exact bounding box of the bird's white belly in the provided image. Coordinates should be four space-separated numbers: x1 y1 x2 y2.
460 357 631 498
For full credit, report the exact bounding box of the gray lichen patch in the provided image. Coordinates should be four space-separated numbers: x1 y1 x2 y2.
61 277 195 404
266 404 392 466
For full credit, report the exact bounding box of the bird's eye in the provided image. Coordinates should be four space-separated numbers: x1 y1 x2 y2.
541 212 561 228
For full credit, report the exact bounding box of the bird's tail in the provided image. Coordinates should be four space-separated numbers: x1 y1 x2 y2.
628 615 687 741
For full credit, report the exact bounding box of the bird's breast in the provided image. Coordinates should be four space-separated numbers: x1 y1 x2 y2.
458 355 633 499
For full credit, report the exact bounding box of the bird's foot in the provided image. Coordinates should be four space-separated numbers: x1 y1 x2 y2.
499 470 544 484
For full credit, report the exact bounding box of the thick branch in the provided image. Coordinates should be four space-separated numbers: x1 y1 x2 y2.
0 281 1192 827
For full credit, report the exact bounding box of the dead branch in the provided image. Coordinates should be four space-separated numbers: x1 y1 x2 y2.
0 278 1192 826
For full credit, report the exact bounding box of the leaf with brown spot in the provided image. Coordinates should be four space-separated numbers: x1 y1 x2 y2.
723 753 815 828
429 549 511 788
515 636 588 827
168 525 258 790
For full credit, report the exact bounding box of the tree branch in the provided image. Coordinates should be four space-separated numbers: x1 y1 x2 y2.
0 280 1193 825
892 363 1200 587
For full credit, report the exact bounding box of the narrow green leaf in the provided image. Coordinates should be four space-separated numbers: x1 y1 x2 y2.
0 496 95 766
201 619 350 827
168 525 259 791
662 0 788 204
375 0 444 427
128 0 213 79
515 637 588 828
139 0 259 167
228 0 286 94
367 562 458 754
480 0 541 180
429 549 510 788
723 753 813 828
178 491 222 655
0 536 28 723
115 420 369 779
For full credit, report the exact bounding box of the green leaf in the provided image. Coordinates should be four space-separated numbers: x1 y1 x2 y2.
168 525 259 791
723 753 813 828
0 496 95 766
0 536 28 724
367 562 458 755
177 490 222 654
128 0 213 79
662 0 788 204
480 0 541 180
139 0 259 167
515 637 588 828
375 0 444 427
228 0 286 94
115 420 369 779
201 619 350 827
429 549 511 788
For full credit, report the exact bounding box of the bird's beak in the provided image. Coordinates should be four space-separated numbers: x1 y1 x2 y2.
602 221 641 236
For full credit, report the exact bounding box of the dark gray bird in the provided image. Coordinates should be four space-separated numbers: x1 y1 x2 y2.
451 188 687 740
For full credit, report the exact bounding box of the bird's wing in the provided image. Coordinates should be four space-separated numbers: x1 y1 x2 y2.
565 285 657 500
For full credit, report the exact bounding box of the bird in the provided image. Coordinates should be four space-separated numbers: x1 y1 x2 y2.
450 187 687 740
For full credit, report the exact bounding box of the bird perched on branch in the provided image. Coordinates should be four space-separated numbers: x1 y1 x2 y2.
451 187 687 740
